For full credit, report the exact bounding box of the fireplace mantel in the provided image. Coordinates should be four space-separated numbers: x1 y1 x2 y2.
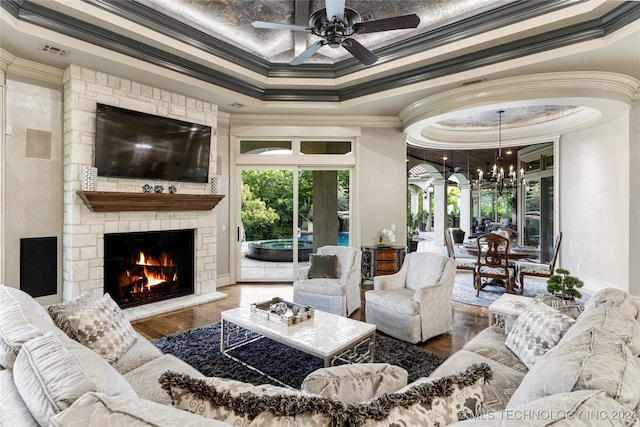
77 191 224 212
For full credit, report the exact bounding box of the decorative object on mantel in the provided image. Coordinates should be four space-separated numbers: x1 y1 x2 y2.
142 184 152 193
375 228 395 246
76 191 224 212
154 185 164 193
168 185 178 194
251 297 314 326
81 166 98 191
210 176 220 195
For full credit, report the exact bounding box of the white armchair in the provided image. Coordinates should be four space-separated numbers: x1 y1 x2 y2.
293 246 362 317
365 252 457 344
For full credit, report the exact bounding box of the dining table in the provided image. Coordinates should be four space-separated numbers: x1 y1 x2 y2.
458 241 540 293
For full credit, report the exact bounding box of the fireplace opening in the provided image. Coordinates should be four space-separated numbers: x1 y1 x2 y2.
104 229 195 308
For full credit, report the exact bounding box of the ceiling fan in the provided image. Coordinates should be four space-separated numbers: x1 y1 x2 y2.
251 0 420 66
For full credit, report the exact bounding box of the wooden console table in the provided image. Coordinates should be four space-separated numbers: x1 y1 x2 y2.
361 246 406 281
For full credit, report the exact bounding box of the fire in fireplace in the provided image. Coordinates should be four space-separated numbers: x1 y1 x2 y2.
104 229 195 308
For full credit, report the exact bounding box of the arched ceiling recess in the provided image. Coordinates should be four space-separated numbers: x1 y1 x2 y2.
400 71 640 149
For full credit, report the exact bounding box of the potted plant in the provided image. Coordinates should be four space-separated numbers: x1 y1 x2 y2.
546 268 584 301
407 214 420 252
415 210 429 232
451 228 465 244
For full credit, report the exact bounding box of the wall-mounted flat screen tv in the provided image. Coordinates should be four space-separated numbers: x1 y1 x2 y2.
95 104 211 183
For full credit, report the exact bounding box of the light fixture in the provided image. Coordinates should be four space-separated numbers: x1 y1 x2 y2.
477 110 521 194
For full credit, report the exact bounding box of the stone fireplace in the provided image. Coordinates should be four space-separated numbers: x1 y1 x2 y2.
104 229 195 308
61 65 225 319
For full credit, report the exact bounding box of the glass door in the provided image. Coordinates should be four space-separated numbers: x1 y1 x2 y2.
298 169 351 268
239 168 296 281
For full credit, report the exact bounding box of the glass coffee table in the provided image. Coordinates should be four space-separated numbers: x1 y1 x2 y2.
221 307 376 373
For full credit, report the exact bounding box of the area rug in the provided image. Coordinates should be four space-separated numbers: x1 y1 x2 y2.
152 321 446 389
452 272 589 307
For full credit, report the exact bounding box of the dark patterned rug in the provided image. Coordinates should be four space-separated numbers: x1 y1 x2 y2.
152 321 446 389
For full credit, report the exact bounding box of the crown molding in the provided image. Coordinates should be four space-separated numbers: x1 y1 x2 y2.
230 115 401 128
0 49 64 84
3 0 638 103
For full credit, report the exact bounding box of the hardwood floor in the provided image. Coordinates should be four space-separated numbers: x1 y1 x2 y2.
132 283 489 358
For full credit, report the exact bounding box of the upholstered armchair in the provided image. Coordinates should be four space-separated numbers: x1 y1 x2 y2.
293 246 362 317
365 252 457 344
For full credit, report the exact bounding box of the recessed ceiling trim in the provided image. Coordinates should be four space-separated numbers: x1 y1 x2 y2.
3 0 639 105
401 71 640 148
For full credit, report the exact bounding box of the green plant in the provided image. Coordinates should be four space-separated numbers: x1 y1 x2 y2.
407 213 420 240
546 268 584 300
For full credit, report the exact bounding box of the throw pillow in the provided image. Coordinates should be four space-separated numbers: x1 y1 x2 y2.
13 332 137 427
50 392 229 427
160 372 345 426
0 300 63 369
505 299 575 368
507 328 640 411
348 363 492 426
308 254 339 279
65 293 138 363
452 390 639 426
301 363 408 405
47 290 99 338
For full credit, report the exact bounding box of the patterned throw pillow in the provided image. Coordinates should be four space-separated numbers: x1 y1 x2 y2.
160 373 344 426
505 299 575 368
159 363 492 427
348 363 491 427
65 294 137 363
47 291 99 338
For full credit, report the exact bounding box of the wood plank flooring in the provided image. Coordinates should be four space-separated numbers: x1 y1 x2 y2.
132 283 489 358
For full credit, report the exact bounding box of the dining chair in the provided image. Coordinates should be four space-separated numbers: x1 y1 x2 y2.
473 233 515 296
516 232 562 295
444 229 476 272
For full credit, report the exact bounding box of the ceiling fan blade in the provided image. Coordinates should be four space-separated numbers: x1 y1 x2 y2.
353 14 420 34
252 21 311 32
290 40 325 65
325 0 345 22
342 38 378 66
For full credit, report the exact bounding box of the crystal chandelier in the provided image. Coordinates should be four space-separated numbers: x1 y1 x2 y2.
477 110 522 194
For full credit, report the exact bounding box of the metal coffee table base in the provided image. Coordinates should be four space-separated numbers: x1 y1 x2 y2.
221 319 375 368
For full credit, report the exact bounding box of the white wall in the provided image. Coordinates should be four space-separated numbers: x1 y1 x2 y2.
560 114 630 292
629 101 640 296
4 75 63 305
359 127 408 247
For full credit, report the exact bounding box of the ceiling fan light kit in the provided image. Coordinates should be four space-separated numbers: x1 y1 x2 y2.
252 0 420 66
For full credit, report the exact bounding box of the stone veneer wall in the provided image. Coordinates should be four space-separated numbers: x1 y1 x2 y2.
62 65 218 302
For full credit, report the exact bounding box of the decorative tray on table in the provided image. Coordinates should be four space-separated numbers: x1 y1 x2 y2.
250 297 314 326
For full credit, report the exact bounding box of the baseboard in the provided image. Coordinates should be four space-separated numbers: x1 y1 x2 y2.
216 274 231 288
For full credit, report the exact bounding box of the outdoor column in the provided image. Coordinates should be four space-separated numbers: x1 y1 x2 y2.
425 189 432 232
459 184 472 241
410 188 419 217
433 179 447 246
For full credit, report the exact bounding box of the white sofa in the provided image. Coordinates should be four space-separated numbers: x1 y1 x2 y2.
0 285 232 426
434 288 640 426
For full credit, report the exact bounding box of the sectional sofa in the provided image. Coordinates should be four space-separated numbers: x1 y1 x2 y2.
2 283 639 426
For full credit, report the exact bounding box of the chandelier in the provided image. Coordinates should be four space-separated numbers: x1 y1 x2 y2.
477 110 524 194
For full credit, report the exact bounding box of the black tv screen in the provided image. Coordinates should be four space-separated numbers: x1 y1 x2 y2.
95 104 211 183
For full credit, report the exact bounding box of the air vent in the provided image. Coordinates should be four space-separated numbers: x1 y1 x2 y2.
459 78 486 87
38 43 70 57
228 102 247 109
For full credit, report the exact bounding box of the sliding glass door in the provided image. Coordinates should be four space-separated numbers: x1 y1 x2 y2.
234 138 355 282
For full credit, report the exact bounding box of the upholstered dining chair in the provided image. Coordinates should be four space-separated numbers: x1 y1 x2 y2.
516 232 562 295
292 245 362 317
365 252 457 344
444 229 477 272
473 233 515 296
